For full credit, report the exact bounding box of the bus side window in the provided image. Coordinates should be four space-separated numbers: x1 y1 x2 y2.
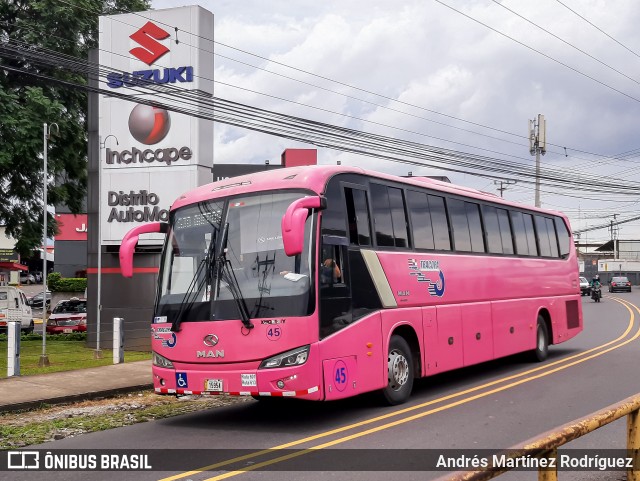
406 190 436 250
554 217 571 258
510 211 529 256
523 213 539 256
344 187 371 246
320 244 344 286
534 215 553 257
429 195 451 250
496 208 514 254
546 217 559 258
319 243 352 338
482 205 503 254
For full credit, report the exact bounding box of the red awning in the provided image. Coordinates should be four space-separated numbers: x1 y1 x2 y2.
0 262 28 271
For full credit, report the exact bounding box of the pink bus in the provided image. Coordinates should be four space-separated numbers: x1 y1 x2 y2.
120 165 582 404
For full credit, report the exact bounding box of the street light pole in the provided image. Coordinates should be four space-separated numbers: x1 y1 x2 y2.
39 122 58 368
96 135 118 359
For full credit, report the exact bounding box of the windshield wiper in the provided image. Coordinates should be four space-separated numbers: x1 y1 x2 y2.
214 222 254 331
171 228 217 332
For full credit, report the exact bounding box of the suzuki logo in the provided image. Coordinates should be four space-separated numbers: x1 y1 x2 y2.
130 21 170 65
203 334 219 347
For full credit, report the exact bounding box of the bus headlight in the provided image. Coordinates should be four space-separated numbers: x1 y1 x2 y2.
259 345 310 369
153 351 174 369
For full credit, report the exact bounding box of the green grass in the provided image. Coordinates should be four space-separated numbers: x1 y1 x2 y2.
0 392 242 449
0 340 151 377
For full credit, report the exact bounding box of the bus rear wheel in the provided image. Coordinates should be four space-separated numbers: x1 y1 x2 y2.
382 335 414 405
532 316 549 362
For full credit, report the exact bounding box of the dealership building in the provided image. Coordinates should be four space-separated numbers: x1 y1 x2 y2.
84 5 317 350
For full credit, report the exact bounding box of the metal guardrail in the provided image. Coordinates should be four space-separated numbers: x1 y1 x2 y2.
438 393 640 481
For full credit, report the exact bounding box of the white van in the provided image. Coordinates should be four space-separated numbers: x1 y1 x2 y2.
0 286 34 333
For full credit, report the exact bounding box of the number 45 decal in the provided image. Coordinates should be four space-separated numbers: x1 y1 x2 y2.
266 327 281 341
334 360 348 392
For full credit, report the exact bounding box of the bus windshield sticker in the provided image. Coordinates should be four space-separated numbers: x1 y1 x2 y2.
161 333 177 348
408 259 446 297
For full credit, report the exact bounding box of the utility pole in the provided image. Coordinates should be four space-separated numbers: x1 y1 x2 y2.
529 114 547 207
493 179 517 198
611 213 619 260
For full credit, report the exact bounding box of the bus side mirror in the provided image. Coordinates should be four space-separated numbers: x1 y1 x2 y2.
281 196 325 256
119 222 168 277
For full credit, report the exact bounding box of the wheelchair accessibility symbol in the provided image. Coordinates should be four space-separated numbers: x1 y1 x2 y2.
176 372 188 388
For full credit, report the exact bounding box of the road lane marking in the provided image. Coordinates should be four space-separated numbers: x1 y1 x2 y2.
161 299 636 481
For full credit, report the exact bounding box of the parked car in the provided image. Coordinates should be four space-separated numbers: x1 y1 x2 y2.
46 298 87 334
0 286 35 333
609 276 632 293
19 272 35 285
579 277 591 296
28 291 52 309
32 271 43 283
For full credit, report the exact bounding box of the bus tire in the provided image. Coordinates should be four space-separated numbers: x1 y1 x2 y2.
382 335 414 405
532 317 549 362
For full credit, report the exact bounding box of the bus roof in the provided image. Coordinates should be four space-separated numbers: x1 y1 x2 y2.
171 165 567 220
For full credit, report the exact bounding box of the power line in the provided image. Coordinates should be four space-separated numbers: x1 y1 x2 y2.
433 0 640 103
490 0 640 86
1 33 625 187
553 0 640 60
4 20 637 187
5 36 640 199
43 0 639 164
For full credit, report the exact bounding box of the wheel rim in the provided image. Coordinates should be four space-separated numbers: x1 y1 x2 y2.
388 349 409 391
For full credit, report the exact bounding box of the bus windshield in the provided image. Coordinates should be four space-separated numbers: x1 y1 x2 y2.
155 191 314 324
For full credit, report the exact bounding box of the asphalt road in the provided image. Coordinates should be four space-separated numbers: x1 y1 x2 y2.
5 292 639 481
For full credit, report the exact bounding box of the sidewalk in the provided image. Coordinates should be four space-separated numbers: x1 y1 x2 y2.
0 360 153 413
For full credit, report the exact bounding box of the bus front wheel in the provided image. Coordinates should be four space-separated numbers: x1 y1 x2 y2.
382 335 414 405
532 317 549 362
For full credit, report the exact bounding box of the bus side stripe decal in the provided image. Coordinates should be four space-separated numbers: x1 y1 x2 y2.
360 249 397 308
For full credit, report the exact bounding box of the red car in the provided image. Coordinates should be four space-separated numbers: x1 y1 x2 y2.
46 298 87 334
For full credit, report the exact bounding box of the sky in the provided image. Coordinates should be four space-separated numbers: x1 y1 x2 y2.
150 0 640 243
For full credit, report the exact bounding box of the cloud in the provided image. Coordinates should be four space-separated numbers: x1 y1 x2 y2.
152 0 640 239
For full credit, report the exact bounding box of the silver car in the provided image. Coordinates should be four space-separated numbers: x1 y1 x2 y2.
579 277 591 296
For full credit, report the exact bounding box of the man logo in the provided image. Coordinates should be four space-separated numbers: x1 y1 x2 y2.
128 104 171 145
203 334 219 347
130 21 170 65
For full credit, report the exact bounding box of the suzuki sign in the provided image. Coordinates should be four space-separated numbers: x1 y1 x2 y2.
99 6 214 244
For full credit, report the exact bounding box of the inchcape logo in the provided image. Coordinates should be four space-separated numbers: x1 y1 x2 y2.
130 21 170 65
105 104 193 166
129 104 170 145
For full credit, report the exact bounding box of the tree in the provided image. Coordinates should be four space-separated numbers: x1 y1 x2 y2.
0 0 150 256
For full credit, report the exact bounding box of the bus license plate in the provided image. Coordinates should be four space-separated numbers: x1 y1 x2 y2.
205 379 223 392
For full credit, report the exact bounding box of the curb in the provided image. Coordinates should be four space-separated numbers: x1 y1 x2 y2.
0 383 154 413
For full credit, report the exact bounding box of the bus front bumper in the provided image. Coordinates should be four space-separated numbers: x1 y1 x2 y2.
152 359 323 400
